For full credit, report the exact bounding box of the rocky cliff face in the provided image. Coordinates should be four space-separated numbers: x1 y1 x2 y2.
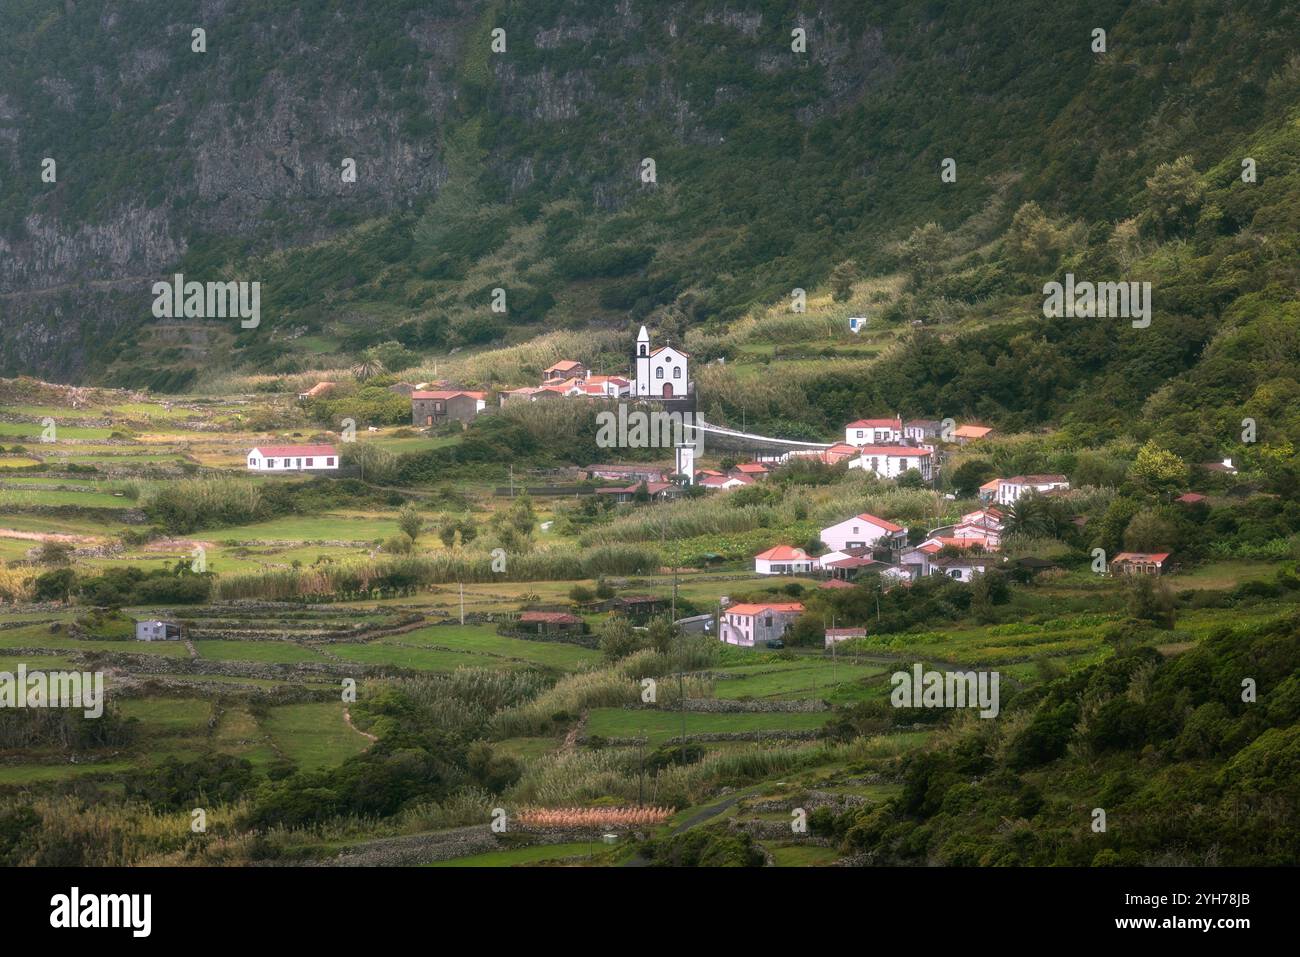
1 1 1292 384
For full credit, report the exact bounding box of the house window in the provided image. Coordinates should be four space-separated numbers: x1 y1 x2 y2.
305 458 313 466
296 458 302 467
327 457 335 466
855 431 864 440
900 458 909 469
639 344 647 356
435 402 444 412
673 367 681 378
267 459 276 468
949 569 962 579
656 367 664 379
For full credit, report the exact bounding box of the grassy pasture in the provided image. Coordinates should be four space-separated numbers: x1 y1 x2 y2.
584 707 830 746
263 701 370 770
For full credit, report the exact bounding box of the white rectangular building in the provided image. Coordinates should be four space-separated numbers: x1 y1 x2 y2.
247 444 339 472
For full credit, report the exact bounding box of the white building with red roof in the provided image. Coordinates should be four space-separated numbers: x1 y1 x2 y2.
719 601 805 647
845 417 903 446
985 474 1070 506
846 444 933 481
820 513 906 552
246 444 339 472
754 545 818 575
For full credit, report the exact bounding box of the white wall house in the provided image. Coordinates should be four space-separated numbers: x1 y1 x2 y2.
719 602 805 647
846 445 933 481
754 545 819 575
135 619 182 641
247 444 339 472
928 557 990 582
820 513 906 552
633 325 691 399
845 418 902 446
951 507 1005 547
993 474 1069 506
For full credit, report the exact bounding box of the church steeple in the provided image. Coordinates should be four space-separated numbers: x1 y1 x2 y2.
635 325 651 395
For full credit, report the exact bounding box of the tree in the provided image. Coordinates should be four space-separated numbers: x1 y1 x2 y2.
899 222 952 286
830 260 859 301
33 568 76 602
1122 510 1180 554
1003 201 1063 274
1127 575 1176 628
397 505 423 541
1129 441 1189 495
598 616 641 662
645 616 678 656
438 519 457 549
1143 156 1203 239
352 349 387 383
36 541 73 566
949 459 995 498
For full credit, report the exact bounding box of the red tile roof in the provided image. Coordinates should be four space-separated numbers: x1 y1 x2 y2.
724 602 805 616
825 556 878 568
412 389 481 400
1112 552 1171 564
847 418 902 429
754 545 811 561
855 513 904 532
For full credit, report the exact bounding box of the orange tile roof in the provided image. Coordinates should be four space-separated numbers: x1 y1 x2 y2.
724 602 805 616
754 545 810 561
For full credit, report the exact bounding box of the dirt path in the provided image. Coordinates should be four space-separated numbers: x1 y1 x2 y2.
344 707 378 745
0 528 105 544
560 710 588 753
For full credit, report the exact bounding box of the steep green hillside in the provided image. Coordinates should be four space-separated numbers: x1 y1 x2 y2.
3 0 1300 395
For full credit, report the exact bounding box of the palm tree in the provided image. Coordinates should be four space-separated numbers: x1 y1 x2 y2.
352 351 386 383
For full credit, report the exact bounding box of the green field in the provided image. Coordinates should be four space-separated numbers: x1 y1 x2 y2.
584 707 830 746
263 701 371 770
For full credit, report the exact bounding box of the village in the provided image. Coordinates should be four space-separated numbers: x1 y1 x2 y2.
229 323 1189 654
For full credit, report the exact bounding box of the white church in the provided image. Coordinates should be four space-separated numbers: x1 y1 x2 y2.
633 325 690 399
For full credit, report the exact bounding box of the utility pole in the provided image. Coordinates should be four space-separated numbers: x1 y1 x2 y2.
678 670 687 760
671 538 679 622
